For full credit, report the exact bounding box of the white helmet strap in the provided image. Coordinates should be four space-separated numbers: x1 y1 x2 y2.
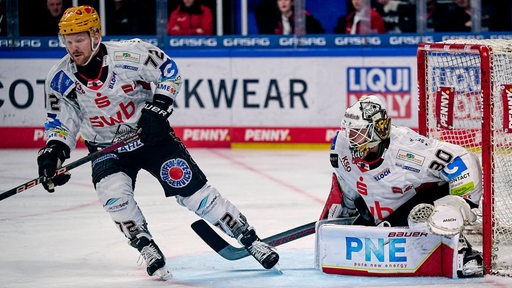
83 31 102 66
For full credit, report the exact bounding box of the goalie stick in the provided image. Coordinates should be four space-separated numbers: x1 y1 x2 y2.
0 132 140 201
191 220 316 260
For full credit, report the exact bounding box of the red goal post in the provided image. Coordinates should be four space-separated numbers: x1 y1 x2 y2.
417 39 512 276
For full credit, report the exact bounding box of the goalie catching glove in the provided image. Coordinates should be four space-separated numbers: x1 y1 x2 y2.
409 195 477 236
137 94 173 146
37 140 71 193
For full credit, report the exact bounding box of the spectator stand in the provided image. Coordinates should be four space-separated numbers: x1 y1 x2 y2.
245 0 345 34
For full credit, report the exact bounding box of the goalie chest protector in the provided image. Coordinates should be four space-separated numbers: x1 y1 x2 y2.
314 221 459 278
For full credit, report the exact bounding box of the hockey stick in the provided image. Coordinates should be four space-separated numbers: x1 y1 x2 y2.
0 132 140 201
191 173 361 261
191 220 317 261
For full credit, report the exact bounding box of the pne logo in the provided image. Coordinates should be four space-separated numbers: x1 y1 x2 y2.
346 237 407 262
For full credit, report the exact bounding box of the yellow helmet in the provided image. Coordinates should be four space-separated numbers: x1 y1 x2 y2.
58 5 101 36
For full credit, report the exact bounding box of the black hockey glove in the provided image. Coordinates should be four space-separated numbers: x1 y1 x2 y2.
137 94 173 146
37 140 71 193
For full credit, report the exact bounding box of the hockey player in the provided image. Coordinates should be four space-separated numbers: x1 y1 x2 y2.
36 5 278 279
326 95 483 277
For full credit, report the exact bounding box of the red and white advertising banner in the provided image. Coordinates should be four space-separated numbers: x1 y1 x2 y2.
435 86 455 130
0 126 339 148
0 56 417 148
502 84 512 133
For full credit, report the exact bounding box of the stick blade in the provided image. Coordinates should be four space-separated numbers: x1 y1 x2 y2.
191 220 230 253
191 220 251 260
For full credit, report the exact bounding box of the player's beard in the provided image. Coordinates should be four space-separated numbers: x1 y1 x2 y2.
72 50 91 66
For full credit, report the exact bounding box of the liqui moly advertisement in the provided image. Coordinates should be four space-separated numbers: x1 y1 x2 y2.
346 67 412 121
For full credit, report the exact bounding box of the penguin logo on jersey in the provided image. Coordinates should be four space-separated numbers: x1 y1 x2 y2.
161 158 192 188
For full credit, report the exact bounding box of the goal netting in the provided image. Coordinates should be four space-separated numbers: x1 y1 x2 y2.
417 39 512 276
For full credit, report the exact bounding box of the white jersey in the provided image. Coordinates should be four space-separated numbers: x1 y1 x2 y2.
44 39 182 148
330 125 482 224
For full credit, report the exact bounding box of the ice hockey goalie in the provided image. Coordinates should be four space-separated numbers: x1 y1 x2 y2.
315 95 484 278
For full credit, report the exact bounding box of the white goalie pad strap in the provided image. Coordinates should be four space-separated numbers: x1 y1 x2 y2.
176 184 243 237
428 195 476 236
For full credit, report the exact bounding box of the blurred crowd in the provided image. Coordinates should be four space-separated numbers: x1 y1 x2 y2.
0 0 510 37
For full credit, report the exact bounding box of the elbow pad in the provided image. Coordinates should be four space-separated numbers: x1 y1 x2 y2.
442 153 482 207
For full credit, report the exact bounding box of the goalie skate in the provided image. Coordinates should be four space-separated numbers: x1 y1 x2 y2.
457 236 483 278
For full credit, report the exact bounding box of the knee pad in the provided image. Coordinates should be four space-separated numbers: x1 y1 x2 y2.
176 184 248 237
96 172 147 238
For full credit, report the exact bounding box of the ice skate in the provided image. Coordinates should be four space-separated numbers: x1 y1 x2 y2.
130 233 171 279
238 227 279 269
457 236 483 278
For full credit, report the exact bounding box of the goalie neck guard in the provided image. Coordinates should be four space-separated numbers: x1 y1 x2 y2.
341 95 391 163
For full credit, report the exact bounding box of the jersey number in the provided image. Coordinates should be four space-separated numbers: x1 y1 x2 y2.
144 49 165 68
48 94 60 111
428 149 453 171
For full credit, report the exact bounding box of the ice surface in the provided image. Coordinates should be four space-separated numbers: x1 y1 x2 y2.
1 148 512 288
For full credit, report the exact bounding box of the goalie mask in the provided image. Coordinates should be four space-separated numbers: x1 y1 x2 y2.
341 95 391 161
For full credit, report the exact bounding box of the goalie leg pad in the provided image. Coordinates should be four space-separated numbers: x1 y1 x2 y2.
315 222 460 278
96 172 148 238
457 236 484 278
319 173 343 220
319 173 359 220
176 184 248 238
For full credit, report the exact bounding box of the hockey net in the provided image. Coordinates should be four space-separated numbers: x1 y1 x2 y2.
417 39 512 276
